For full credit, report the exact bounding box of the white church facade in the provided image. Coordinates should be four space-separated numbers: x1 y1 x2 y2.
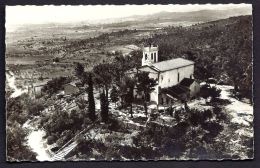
127 44 200 105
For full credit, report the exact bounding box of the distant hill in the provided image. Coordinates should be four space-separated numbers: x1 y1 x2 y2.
95 6 251 24
7 6 251 32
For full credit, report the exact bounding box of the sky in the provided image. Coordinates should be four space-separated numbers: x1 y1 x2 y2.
6 4 251 26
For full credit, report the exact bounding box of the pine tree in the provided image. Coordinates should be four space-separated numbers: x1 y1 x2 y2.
135 72 157 117
88 72 96 122
118 76 136 118
100 89 108 123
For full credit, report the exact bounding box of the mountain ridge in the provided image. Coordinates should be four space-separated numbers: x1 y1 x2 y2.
92 6 251 24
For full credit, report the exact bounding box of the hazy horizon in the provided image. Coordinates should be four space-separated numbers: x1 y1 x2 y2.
6 4 251 27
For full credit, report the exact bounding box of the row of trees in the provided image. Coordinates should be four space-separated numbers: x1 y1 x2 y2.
74 55 158 123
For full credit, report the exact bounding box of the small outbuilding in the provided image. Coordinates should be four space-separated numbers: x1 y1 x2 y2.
179 78 200 97
64 82 79 95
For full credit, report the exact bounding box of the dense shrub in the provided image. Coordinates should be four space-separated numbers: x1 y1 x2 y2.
201 122 223 138
159 137 186 158
6 121 37 161
200 85 221 100
105 145 121 160
47 135 55 145
108 118 120 131
118 145 141 160
27 101 45 116
213 107 227 122
203 109 213 122
41 76 72 96
39 108 90 148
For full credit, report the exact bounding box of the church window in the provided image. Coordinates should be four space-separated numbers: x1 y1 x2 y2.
178 72 180 82
161 98 164 104
154 53 156 62
145 53 147 60
151 53 153 60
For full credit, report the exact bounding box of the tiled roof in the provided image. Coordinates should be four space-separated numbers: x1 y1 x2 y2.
138 65 160 72
161 85 190 99
152 58 194 71
64 81 80 87
179 78 195 87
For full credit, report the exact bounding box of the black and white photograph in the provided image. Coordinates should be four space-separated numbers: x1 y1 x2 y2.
5 4 253 161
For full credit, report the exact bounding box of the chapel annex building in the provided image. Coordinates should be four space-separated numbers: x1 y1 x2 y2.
127 44 200 105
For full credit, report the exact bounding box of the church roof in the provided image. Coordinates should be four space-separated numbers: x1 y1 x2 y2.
152 58 194 72
179 78 195 87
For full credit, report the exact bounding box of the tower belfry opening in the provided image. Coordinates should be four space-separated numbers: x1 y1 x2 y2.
142 44 159 66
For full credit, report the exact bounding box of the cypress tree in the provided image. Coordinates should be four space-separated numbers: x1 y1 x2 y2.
100 89 108 123
110 86 119 107
88 72 96 122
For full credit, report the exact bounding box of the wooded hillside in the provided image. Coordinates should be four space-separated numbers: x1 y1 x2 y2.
139 15 252 101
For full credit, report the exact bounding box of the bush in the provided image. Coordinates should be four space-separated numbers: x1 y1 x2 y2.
203 109 213 121
159 137 186 158
50 147 59 153
132 116 147 123
201 122 223 138
38 76 44 81
213 107 227 122
210 86 221 100
118 102 128 110
47 136 55 145
27 101 45 116
108 118 120 131
105 145 121 160
200 86 221 100
118 145 142 160
6 122 38 161
140 145 160 159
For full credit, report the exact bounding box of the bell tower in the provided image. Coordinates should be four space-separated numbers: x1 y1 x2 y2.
142 43 159 66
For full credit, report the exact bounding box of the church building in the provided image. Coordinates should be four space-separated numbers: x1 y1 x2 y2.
127 44 200 105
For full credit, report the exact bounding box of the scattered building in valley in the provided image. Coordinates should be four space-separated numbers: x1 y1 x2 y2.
28 83 45 98
64 82 79 95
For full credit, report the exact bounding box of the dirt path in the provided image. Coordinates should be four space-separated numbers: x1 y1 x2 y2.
27 129 51 161
216 85 253 130
24 119 51 161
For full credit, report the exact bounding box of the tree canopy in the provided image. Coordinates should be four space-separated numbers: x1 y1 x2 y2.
135 71 157 116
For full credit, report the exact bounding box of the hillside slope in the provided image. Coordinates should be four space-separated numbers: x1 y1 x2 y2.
141 15 252 101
